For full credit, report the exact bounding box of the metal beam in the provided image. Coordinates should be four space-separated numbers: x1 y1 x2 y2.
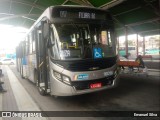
69 0 92 6
114 0 160 17
12 0 45 10
9 0 13 14
0 14 39 22
7 0 13 24
113 17 136 35
139 29 160 33
115 17 160 32
28 0 39 15
62 0 69 5
22 0 39 26
143 0 160 16
125 17 160 27
81 0 94 7
22 16 36 21
0 0 45 11
0 13 14 16
100 0 126 9
113 6 141 16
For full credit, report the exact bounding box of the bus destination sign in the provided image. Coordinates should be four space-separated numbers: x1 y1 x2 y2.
60 11 96 19
52 7 107 20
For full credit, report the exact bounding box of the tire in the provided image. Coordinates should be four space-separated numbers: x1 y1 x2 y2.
38 87 46 96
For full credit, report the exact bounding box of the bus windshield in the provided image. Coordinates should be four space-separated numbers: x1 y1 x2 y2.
52 23 115 60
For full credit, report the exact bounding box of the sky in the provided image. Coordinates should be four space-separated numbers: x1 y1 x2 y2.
0 24 28 51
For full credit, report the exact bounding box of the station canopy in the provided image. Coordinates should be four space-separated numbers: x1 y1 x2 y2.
0 0 159 36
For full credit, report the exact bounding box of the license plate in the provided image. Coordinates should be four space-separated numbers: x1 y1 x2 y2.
90 83 102 89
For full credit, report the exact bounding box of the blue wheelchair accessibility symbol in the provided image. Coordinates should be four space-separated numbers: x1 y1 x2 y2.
93 48 102 59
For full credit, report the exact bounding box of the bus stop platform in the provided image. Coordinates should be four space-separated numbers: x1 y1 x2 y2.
0 65 159 120
0 65 47 120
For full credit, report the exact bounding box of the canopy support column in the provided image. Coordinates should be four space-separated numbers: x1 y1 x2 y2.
136 33 139 57
125 26 128 57
117 37 119 55
143 36 145 55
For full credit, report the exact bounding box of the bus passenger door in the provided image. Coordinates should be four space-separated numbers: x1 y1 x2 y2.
35 24 49 95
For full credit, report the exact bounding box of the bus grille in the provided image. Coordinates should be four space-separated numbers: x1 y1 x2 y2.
67 59 116 71
51 56 117 72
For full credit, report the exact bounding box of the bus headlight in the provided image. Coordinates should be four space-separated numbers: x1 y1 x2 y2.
53 71 62 81
53 71 71 85
62 75 70 85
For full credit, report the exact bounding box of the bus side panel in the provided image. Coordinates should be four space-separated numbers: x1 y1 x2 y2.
16 58 20 72
21 56 28 78
28 54 36 83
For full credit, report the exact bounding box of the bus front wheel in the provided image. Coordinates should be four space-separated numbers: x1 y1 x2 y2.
38 87 46 96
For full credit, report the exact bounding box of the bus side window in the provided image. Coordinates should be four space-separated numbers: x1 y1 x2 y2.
29 33 32 54
32 30 35 53
25 37 29 55
22 41 25 57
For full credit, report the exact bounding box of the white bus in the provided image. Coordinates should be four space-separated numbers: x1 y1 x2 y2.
16 6 119 96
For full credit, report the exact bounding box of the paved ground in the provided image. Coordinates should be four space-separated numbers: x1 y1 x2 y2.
0 65 159 120
144 61 160 69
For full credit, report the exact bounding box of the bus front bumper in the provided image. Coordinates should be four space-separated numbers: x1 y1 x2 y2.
50 74 120 96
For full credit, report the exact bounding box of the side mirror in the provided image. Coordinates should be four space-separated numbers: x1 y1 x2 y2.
42 22 49 40
47 29 55 48
47 38 55 48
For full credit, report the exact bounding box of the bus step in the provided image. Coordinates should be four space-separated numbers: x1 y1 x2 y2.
47 89 50 93
40 83 45 87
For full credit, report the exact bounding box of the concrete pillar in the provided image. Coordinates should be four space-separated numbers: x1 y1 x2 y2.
136 33 139 56
143 36 145 55
117 37 119 55
125 27 128 57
